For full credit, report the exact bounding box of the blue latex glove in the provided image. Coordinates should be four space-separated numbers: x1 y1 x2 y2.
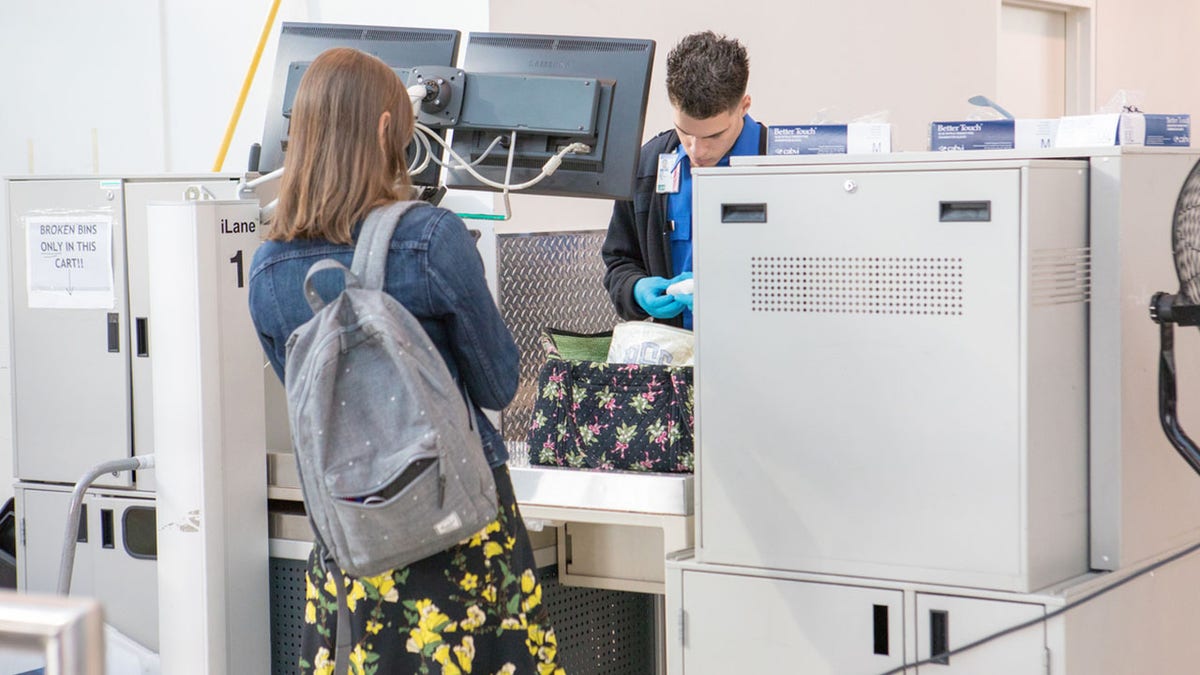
633 276 684 319
666 272 694 311
667 271 693 285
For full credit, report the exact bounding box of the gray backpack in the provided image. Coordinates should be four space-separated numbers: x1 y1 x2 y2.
284 200 498 578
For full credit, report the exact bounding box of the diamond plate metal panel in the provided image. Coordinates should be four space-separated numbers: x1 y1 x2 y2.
497 231 619 464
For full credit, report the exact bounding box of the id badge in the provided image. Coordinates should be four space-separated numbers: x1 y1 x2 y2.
656 153 681 194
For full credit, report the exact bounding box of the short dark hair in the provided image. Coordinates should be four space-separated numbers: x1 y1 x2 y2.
666 31 750 119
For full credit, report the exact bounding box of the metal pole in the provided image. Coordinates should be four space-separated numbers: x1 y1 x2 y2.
57 456 155 595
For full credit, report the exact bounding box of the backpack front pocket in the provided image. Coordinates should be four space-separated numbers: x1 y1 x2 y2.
326 452 443 574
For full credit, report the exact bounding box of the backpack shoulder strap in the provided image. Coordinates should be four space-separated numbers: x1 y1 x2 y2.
302 258 354 313
351 201 427 290
327 555 353 675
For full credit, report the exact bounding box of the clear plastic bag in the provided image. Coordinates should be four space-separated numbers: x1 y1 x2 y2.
606 320 695 366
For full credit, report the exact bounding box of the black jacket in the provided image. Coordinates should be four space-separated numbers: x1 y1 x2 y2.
601 124 767 326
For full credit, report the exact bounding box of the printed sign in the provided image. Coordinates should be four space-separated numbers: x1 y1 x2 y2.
25 214 115 309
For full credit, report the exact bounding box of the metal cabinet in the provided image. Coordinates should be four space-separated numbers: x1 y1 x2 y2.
692 160 1090 593
6 176 239 489
666 556 1052 675
15 483 158 650
671 564 905 674
914 592 1045 673
8 179 135 488
672 148 1200 675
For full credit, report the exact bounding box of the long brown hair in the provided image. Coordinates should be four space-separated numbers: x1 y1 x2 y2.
268 47 414 243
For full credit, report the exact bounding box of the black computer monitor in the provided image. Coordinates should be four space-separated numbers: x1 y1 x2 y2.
443 32 655 201
258 21 461 186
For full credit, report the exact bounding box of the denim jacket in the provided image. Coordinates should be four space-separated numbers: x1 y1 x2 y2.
247 203 518 467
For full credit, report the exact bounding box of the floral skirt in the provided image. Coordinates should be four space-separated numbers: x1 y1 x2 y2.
300 465 564 675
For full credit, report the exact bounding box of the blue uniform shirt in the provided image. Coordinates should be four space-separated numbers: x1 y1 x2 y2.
668 113 761 328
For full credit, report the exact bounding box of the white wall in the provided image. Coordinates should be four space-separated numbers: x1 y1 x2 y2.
0 0 489 178
999 4 1068 118
0 2 166 175
0 0 489 504
1095 0 1200 115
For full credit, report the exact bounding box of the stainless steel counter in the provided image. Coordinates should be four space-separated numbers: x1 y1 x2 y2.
268 452 693 517
509 466 693 516
267 452 694 595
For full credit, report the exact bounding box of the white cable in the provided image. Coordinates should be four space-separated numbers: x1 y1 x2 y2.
407 84 427 108
502 130 517 191
499 130 517 220
402 84 435 177
415 121 589 191
413 127 503 171
408 126 432 176
409 126 442 167
467 135 506 168
433 132 505 169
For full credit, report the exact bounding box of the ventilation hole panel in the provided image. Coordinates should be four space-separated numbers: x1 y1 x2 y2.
749 256 965 316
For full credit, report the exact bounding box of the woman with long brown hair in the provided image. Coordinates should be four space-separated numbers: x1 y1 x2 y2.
248 47 564 675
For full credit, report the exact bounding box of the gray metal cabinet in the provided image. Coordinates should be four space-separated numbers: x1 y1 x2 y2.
15 483 158 650
7 176 239 489
913 593 1044 673
667 558 1050 675
692 160 1090 593
8 179 134 487
672 148 1200 675
674 567 905 674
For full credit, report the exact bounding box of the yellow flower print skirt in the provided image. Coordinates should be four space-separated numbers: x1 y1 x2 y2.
300 465 565 675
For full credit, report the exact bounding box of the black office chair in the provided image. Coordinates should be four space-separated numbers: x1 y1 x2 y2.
1149 157 1200 474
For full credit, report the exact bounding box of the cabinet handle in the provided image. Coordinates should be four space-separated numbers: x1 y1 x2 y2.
939 200 991 222
106 313 120 353
720 203 768 223
100 508 114 549
873 604 889 655
930 609 950 665
135 317 149 357
75 504 88 543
